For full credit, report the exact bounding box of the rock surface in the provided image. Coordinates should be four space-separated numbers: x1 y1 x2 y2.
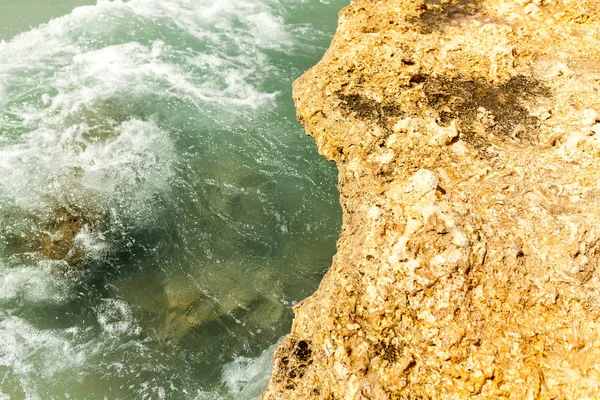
263 0 600 398
3 204 105 270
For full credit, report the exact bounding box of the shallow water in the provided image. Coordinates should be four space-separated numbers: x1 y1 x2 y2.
0 0 345 398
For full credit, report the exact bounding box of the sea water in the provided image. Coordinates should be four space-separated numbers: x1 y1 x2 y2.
0 0 345 398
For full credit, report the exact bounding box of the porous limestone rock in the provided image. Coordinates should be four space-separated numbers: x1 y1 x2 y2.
263 0 600 398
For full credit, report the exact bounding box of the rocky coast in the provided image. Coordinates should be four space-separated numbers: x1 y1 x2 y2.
264 0 600 398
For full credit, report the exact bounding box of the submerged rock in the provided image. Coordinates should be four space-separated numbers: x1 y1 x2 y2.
264 0 600 398
158 272 284 344
1 203 107 273
116 266 285 344
36 206 104 267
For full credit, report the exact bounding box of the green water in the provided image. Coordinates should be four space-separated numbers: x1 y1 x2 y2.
0 0 96 40
0 0 345 398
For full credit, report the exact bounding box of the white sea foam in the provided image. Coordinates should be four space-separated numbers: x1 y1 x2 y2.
95 298 141 336
0 0 285 233
0 0 283 115
0 85 6 108
0 261 73 303
0 317 87 397
221 342 278 399
72 226 110 260
0 118 174 230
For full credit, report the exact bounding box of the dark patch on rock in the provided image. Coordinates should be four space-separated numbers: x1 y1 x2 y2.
294 339 312 362
422 74 550 150
410 74 427 85
276 339 314 390
390 393 426 400
337 92 404 129
410 0 481 34
377 341 401 363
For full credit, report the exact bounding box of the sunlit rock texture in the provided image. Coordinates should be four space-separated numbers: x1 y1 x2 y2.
263 0 600 398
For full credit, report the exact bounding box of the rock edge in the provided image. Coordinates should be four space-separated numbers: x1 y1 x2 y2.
264 0 600 398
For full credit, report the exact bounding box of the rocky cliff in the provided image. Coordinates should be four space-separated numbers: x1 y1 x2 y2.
263 0 600 398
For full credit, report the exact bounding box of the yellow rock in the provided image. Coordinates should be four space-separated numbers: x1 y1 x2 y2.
263 0 600 398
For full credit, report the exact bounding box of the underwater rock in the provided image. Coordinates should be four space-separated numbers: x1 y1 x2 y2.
116 266 285 344
158 273 284 343
158 269 284 344
1 204 107 274
36 206 103 267
264 0 600 398
202 163 285 258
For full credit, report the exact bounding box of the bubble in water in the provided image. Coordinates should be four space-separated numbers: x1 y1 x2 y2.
95 298 140 336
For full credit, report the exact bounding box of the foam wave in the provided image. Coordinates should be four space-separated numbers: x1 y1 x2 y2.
0 119 173 204
0 118 174 270
221 342 278 399
0 261 73 303
0 0 282 114
95 298 141 336
0 317 86 397
0 0 286 258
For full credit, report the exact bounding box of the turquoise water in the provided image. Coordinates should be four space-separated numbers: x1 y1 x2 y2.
0 0 345 398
